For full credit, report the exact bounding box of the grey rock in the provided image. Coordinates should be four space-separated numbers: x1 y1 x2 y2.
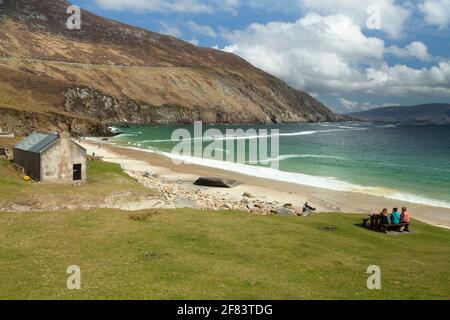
276 207 297 216
194 177 241 188
243 192 255 198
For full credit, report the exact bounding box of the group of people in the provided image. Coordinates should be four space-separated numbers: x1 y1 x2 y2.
301 202 411 231
376 207 410 228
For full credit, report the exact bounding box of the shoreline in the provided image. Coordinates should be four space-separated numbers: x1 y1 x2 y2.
80 140 450 229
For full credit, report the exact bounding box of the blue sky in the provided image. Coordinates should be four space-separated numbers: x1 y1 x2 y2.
70 0 450 113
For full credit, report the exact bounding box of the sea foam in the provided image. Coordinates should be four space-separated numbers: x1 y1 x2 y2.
128 127 368 143
116 145 450 209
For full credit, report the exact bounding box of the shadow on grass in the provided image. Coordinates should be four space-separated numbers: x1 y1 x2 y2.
353 223 416 235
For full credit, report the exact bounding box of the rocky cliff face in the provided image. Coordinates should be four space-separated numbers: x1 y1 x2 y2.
0 106 111 137
0 0 344 136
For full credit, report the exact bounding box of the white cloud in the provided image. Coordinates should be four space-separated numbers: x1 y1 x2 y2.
299 0 411 38
419 0 450 29
158 22 182 37
386 41 431 61
187 38 199 46
339 98 402 112
339 98 360 111
364 61 450 96
222 14 450 102
186 21 217 38
339 98 381 112
223 14 384 92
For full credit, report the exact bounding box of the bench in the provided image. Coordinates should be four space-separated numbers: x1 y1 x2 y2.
362 216 410 233
363 215 382 229
380 222 410 233
362 218 370 227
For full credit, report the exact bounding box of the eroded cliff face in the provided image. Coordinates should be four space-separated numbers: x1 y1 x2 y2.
62 86 340 126
63 87 261 125
0 0 345 136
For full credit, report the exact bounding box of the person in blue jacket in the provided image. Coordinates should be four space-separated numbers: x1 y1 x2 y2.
390 208 401 225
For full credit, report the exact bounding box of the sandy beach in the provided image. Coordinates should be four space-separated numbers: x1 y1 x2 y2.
80 140 450 229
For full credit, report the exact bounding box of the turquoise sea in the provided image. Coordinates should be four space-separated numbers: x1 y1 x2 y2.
106 122 450 209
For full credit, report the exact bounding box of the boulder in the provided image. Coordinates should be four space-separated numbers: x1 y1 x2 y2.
276 207 297 216
194 177 241 188
243 192 255 198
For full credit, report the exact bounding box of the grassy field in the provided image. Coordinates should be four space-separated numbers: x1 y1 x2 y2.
1 144 449 300
0 158 154 210
0 208 449 300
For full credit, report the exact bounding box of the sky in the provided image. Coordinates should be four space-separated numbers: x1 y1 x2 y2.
70 0 450 113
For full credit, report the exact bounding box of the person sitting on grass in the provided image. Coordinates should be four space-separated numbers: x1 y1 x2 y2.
380 208 391 225
302 202 316 214
390 208 401 225
401 207 410 224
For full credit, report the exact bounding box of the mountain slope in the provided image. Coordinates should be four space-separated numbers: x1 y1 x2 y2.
0 0 344 136
350 104 450 123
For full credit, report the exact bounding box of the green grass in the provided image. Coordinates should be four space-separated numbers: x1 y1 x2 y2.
0 158 154 208
1 157 448 299
0 209 449 300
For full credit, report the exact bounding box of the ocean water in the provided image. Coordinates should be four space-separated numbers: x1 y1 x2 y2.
106 123 450 209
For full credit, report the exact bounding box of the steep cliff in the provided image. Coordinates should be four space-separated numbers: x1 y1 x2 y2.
0 0 344 135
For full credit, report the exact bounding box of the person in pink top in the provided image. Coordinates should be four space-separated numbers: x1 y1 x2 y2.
401 207 410 223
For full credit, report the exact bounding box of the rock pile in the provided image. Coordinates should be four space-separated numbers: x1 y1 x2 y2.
127 170 304 215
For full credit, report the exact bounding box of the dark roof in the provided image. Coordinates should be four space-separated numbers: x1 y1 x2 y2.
14 132 59 153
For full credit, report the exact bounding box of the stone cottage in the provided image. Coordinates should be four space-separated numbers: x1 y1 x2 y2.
13 132 87 183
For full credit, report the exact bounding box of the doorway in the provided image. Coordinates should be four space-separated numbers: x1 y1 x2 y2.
73 164 82 181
